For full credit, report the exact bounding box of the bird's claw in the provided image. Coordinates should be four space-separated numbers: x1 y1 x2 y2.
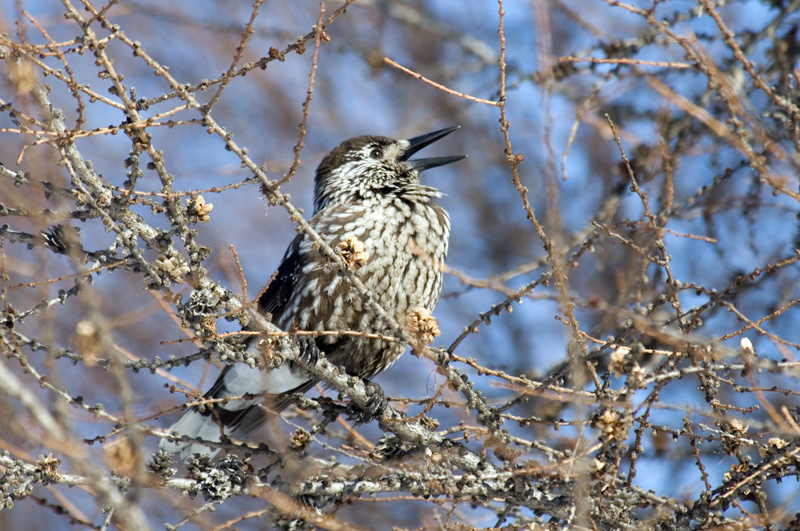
347 380 386 424
296 335 321 366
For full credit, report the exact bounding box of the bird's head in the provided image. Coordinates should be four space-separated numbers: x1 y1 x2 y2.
313 126 465 212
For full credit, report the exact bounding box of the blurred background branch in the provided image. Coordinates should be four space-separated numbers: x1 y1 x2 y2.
1 0 800 529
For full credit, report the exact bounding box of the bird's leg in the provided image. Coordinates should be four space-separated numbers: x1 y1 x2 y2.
295 334 322 366
346 378 387 424
364 379 388 419
292 335 386 422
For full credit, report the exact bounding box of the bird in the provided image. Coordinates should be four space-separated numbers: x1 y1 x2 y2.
160 126 464 461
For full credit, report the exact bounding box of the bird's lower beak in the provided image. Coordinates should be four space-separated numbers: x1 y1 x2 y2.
400 126 466 171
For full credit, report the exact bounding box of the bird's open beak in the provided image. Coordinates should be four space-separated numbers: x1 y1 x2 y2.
400 126 466 171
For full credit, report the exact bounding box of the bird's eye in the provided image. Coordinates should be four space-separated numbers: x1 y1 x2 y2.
369 148 383 159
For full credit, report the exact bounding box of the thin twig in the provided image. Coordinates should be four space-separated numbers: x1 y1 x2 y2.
384 58 500 106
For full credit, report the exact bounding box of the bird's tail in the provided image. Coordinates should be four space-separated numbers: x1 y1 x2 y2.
159 402 265 462
159 408 230 461
159 360 315 462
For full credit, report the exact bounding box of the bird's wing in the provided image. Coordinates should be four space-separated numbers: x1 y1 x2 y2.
256 234 305 319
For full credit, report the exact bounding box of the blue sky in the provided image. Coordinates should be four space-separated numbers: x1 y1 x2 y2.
2 0 800 528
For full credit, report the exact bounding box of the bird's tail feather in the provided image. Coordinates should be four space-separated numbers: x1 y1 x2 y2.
159 408 229 461
160 391 275 459
159 359 315 462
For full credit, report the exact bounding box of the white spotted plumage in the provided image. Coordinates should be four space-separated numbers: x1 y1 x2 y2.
161 128 463 461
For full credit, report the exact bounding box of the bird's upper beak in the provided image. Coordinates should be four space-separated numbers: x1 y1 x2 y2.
399 126 466 171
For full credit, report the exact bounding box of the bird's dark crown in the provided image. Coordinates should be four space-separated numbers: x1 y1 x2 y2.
313 128 464 213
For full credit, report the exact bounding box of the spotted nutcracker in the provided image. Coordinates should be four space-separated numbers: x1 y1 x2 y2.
161 127 464 461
